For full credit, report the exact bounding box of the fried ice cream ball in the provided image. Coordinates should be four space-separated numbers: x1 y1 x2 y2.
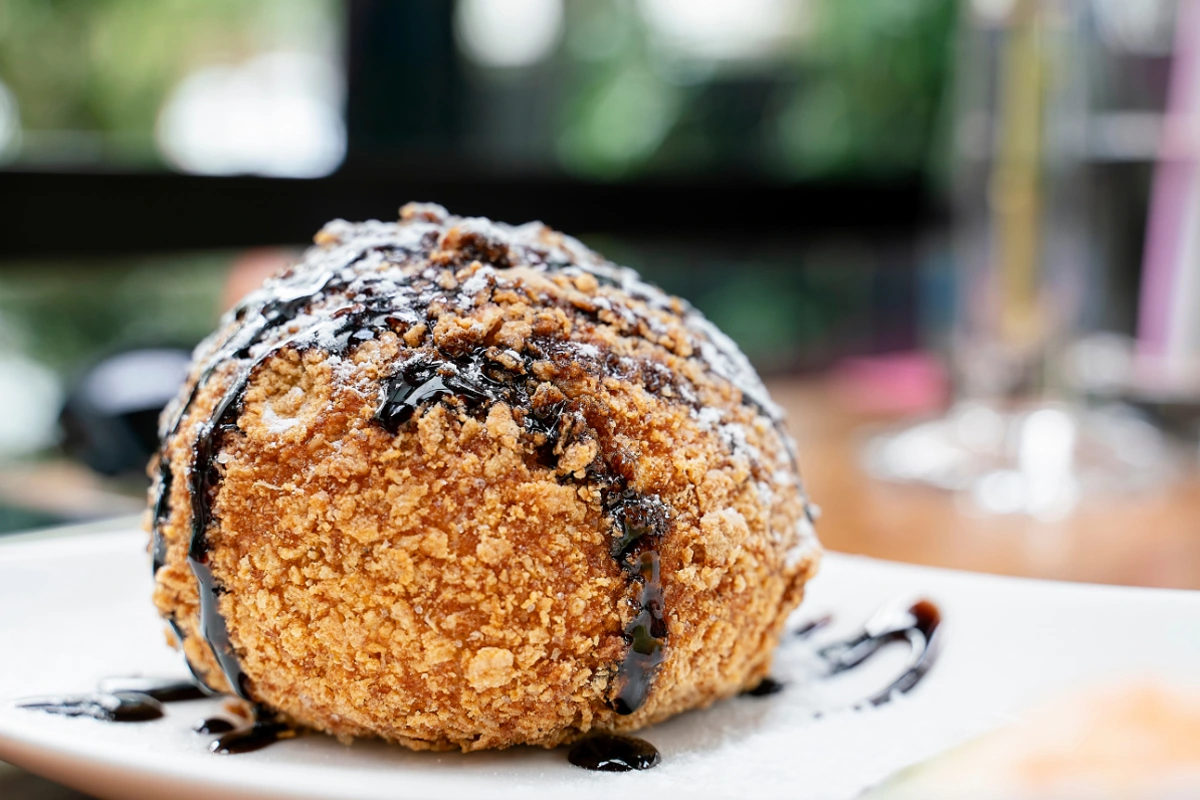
148 203 820 752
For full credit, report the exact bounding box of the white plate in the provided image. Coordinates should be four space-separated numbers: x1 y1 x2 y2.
1 522 1198 800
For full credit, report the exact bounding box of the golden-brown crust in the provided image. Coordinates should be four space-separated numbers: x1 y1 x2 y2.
150 204 819 751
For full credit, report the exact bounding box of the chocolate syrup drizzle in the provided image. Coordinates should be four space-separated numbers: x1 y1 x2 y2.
15 676 216 724
97 677 208 703
17 677 294 754
738 601 942 708
209 719 292 754
374 348 673 714
18 692 165 723
610 551 667 714
818 600 942 707
17 602 941 770
148 207 810 718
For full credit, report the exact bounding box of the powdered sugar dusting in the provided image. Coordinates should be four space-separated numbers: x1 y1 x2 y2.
684 314 783 422
171 203 794 478
457 265 496 306
719 422 762 465
694 407 725 429
262 402 301 434
787 513 820 569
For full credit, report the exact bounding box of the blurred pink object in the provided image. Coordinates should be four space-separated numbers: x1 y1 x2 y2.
221 248 295 311
1138 0 1200 365
829 351 948 416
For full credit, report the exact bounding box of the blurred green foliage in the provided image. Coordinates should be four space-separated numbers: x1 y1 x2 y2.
0 0 338 163
774 0 959 178
0 254 229 373
555 0 958 180
589 234 881 371
0 235 891 386
0 0 955 177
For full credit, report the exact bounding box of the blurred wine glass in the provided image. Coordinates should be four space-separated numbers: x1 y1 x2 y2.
864 0 1196 519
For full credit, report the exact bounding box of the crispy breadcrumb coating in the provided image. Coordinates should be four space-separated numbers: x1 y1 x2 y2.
149 203 819 751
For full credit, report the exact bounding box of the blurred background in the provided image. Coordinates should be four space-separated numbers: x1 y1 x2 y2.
1 1 1200 795
2 0 1199 580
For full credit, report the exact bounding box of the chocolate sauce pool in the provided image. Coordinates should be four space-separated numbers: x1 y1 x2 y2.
194 717 236 734
741 677 787 697
568 734 661 772
209 720 292 754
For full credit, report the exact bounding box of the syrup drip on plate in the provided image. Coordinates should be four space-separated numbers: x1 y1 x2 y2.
17 599 942 773
567 734 661 772
17 692 165 723
753 600 943 714
16 678 295 755
209 719 292 754
194 717 236 734
96 677 209 703
15 676 216 722
741 677 786 697
817 599 941 707
741 601 942 706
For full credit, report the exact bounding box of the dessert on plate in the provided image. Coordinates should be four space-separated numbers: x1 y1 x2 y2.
149 202 819 751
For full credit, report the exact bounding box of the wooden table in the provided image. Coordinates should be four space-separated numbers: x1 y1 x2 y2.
769 378 1200 591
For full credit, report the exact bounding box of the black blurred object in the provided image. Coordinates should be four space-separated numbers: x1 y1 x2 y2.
59 348 191 476
0 170 930 259
345 0 464 157
1125 396 1200 448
